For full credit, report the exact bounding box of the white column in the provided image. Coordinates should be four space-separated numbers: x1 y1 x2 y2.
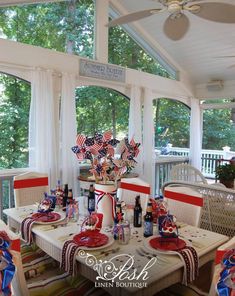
128 85 143 176
189 98 202 170
94 0 109 63
142 88 155 194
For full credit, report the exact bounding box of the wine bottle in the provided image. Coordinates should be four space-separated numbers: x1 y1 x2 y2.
133 195 142 227
87 184 95 214
62 184 68 211
67 189 73 204
143 202 153 237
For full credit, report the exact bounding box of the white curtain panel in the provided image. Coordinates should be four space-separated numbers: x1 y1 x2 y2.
128 85 143 177
29 68 59 188
60 73 79 196
189 98 202 170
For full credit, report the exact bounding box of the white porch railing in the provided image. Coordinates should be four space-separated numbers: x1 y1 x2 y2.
154 146 235 195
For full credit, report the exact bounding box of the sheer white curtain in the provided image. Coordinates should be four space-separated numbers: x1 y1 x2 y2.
60 73 78 196
29 68 59 188
128 85 143 177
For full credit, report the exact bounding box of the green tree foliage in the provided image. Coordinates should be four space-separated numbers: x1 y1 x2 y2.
108 26 171 78
153 98 190 148
0 74 30 168
0 0 94 57
203 108 235 150
76 86 129 139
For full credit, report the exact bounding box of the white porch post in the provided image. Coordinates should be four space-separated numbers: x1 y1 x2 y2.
142 88 155 194
189 98 202 170
128 85 143 176
94 0 109 63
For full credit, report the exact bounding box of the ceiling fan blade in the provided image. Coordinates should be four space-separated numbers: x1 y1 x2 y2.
190 2 235 23
107 9 162 27
215 56 235 59
228 64 235 69
163 14 189 41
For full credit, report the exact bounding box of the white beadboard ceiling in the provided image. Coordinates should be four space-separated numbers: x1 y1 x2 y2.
109 0 235 85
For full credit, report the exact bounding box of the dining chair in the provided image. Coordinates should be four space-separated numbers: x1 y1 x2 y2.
170 164 208 184
13 172 49 208
162 182 203 227
117 177 151 214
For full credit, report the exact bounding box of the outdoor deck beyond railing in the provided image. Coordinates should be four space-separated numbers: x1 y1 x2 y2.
0 169 28 220
154 146 235 195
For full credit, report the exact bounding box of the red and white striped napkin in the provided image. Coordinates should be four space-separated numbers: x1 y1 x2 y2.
175 246 199 285
21 217 37 244
60 240 80 276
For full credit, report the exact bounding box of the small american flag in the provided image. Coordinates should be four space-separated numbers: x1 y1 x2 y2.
103 131 112 142
76 134 86 147
85 137 95 146
71 146 80 154
89 143 102 155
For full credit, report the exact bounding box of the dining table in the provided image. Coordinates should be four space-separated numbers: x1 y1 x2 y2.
3 204 229 296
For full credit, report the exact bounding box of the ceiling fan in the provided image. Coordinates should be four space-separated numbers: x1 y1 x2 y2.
107 0 235 41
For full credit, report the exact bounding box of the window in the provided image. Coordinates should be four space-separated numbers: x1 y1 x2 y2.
0 73 30 169
75 86 129 139
0 0 94 58
153 98 190 155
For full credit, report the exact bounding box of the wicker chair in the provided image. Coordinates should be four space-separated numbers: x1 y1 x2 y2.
162 181 235 238
13 172 49 208
170 164 208 184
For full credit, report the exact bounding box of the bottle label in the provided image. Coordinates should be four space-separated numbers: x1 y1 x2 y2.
88 199 95 211
144 221 153 236
138 213 142 225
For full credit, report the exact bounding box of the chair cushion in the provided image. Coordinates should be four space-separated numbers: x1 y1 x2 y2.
28 273 109 296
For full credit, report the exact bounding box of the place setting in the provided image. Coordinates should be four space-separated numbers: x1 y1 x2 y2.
21 194 66 244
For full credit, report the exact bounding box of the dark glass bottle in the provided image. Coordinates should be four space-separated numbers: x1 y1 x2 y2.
133 195 142 227
62 184 68 211
67 189 73 204
144 202 153 237
87 184 95 214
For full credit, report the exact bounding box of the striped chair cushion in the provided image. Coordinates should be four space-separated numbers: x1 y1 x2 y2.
28 273 109 296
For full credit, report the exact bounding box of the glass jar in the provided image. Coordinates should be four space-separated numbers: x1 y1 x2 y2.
115 220 131 245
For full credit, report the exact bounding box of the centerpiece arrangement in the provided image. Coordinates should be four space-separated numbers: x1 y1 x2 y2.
71 131 140 226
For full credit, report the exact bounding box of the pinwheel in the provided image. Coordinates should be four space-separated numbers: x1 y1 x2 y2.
71 134 88 160
97 131 120 158
89 159 109 180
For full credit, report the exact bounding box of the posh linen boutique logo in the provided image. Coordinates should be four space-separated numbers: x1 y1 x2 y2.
78 250 157 288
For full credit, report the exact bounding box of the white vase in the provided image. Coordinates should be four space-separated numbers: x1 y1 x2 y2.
94 183 117 227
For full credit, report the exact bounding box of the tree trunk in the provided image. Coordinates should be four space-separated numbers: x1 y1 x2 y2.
65 0 77 54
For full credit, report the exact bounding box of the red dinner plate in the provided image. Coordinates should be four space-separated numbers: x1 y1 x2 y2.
31 212 61 222
149 237 186 251
73 230 109 248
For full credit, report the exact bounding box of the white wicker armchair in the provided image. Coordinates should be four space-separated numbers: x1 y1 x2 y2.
162 181 235 238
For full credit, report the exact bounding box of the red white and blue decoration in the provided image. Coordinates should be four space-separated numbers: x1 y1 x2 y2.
217 249 235 296
0 231 15 296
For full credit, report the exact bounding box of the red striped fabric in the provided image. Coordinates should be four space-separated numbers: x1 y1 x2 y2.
14 177 48 189
164 189 203 207
119 182 151 195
